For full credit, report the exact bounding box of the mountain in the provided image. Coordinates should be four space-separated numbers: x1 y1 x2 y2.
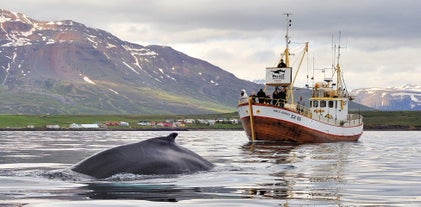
351 84 421 111
0 9 259 114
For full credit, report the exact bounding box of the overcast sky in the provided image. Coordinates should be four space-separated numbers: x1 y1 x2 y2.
3 0 421 90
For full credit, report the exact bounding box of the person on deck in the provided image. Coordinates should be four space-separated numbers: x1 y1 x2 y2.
277 59 287 68
272 87 280 105
239 89 248 103
297 96 304 113
279 87 287 107
249 92 257 103
257 89 266 104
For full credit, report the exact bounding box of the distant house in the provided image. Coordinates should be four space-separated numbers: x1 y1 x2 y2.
156 122 173 128
216 118 228 123
207 120 216 126
69 123 81 129
174 121 186 127
229 119 239 124
196 119 207 124
119 122 129 127
196 119 216 126
81 124 99 129
105 121 119 126
137 121 151 126
183 119 195 124
46 125 60 129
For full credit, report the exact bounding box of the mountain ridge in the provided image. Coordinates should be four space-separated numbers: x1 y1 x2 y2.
351 84 421 111
0 9 259 114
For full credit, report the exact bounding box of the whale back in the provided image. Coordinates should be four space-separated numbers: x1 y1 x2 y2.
71 133 213 179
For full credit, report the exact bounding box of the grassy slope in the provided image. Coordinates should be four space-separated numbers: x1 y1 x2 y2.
0 84 235 115
359 111 421 130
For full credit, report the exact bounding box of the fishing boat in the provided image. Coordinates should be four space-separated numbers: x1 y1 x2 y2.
237 14 363 143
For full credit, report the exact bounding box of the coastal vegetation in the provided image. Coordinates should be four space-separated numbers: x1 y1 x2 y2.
0 113 241 130
359 111 421 130
0 111 419 130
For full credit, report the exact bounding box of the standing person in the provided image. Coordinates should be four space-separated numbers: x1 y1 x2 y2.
272 87 280 105
297 96 304 113
249 92 256 103
240 89 248 97
239 89 248 103
277 59 287 68
279 87 287 107
257 89 266 104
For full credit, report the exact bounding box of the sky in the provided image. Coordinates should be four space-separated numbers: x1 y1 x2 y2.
2 0 421 90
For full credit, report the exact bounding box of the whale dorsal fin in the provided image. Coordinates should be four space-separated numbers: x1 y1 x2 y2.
167 133 178 142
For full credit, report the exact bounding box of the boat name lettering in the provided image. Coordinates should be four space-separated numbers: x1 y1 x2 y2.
289 114 302 122
273 109 289 116
273 109 301 121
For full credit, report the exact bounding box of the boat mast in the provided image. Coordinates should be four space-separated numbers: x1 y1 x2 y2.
283 13 292 67
335 32 343 97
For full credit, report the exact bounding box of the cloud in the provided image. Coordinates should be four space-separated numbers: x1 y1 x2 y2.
2 0 421 89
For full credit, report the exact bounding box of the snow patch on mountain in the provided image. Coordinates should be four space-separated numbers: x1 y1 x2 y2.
122 61 140 75
351 84 421 110
83 76 96 85
108 88 119 95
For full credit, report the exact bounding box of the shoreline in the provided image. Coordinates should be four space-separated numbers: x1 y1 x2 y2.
0 126 419 131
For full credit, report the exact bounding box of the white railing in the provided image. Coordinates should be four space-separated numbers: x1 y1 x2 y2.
311 113 363 127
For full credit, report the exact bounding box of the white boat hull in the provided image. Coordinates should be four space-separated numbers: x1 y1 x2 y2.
237 103 363 143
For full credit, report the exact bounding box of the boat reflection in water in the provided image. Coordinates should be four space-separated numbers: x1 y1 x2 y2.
240 141 354 203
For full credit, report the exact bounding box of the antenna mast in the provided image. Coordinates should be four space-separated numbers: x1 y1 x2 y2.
283 13 292 67
336 31 343 96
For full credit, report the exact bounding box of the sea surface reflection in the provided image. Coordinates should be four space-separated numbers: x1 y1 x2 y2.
0 131 420 206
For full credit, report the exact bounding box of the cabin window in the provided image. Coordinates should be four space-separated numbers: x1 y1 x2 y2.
310 101 312 107
313 100 319 107
335 101 338 108
320 100 326 108
328 101 334 108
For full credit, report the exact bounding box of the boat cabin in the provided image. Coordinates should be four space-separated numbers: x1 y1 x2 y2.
309 81 348 121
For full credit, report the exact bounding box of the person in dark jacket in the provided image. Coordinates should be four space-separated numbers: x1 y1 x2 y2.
272 88 280 105
257 89 266 103
279 87 287 107
277 59 287 68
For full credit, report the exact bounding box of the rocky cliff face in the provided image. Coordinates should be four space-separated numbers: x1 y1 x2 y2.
351 84 421 111
0 9 259 114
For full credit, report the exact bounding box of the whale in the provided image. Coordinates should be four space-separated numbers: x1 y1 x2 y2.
71 133 213 179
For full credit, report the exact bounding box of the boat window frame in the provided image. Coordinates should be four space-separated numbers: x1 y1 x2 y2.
328 100 334 108
320 100 326 108
313 100 319 107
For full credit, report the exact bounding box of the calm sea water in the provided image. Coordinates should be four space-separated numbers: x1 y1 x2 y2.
0 130 420 206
